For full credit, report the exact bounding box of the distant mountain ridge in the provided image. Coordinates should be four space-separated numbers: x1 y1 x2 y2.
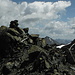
45 36 60 45
55 39 71 44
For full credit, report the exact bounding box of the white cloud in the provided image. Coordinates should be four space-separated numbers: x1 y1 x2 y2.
0 0 71 24
0 0 74 40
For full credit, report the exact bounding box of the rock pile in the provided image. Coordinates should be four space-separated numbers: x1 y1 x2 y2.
0 20 75 75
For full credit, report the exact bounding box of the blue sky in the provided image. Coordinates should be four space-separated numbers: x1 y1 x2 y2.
66 0 75 17
12 0 58 3
0 0 75 40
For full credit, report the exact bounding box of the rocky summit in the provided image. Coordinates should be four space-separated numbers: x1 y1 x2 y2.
0 20 75 75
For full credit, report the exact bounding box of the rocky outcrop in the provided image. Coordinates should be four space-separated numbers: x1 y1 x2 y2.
0 20 75 75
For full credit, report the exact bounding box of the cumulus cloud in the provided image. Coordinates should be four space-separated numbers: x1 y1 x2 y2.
0 0 71 24
0 0 74 39
41 20 75 39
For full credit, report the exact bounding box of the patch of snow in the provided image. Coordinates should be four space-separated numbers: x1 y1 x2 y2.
56 45 65 48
